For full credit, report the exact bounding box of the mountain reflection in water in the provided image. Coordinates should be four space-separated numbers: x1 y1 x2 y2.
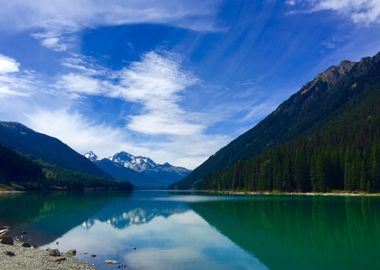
1 191 380 270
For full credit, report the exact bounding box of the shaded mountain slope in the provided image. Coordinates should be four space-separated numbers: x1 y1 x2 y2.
172 51 380 190
0 122 110 178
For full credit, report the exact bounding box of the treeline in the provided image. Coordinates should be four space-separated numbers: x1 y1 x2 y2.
0 145 133 191
205 140 380 193
204 86 380 192
41 161 133 191
0 145 44 183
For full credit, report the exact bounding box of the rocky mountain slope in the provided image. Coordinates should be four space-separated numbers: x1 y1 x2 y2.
85 151 190 189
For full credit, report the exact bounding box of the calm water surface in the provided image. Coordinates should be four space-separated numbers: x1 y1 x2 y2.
0 191 380 270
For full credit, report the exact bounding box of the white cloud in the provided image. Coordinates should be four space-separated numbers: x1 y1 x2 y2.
58 73 103 95
26 108 145 158
117 52 202 135
0 51 231 169
36 34 69 52
288 0 380 24
57 51 204 136
0 54 40 98
0 0 221 51
0 54 19 73
24 108 228 169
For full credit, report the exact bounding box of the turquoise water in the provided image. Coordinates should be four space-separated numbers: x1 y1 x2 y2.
1 191 380 269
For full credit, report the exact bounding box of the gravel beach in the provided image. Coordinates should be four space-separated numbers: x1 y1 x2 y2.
0 241 96 270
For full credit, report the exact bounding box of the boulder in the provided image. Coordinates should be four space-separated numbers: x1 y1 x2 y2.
47 248 61 257
0 236 14 245
66 249 76 257
54 257 66 263
21 242 31 248
4 251 15 257
0 228 9 235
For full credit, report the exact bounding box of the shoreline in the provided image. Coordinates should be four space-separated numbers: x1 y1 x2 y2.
0 225 96 270
206 190 380 197
0 240 95 270
169 189 380 197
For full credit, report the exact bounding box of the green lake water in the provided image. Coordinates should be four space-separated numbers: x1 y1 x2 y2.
0 191 380 270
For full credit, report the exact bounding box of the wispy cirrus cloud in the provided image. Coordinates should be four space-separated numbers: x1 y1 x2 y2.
287 0 380 25
0 0 221 51
58 51 204 136
0 54 39 97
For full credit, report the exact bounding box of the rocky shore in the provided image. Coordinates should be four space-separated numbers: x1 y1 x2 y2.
0 227 96 270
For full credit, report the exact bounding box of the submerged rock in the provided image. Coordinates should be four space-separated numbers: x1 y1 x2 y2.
105 259 118 264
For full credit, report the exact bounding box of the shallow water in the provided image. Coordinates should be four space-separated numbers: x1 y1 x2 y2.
1 191 380 270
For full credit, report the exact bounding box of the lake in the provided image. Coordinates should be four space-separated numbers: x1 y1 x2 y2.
1 191 380 270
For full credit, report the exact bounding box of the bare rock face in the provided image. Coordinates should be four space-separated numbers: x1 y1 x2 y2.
316 60 355 85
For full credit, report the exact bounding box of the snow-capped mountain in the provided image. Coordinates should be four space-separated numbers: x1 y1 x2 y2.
108 152 157 172
108 151 189 175
83 151 191 188
84 151 98 162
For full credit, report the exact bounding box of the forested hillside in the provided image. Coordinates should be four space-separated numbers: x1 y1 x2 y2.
171 52 380 192
0 122 110 178
0 145 44 184
0 145 132 191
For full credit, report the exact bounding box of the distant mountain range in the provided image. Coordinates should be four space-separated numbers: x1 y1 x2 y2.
84 151 191 189
171 51 380 192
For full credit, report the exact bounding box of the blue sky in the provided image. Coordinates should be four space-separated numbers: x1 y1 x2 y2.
0 0 379 169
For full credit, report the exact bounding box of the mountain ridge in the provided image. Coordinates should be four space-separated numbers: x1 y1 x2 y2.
0 121 111 179
84 150 191 188
171 51 380 190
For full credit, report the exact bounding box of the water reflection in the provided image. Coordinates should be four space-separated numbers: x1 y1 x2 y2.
1 192 380 270
41 191 264 270
190 196 380 270
0 192 116 245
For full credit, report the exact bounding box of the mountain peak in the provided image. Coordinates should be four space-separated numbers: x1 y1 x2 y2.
316 60 355 85
109 151 156 172
84 151 98 162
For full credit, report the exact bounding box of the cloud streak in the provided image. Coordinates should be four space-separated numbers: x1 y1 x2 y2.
287 0 380 24
0 54 40 98
0 0 221 51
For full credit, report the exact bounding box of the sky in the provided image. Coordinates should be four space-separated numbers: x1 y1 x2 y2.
0 0 379 169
